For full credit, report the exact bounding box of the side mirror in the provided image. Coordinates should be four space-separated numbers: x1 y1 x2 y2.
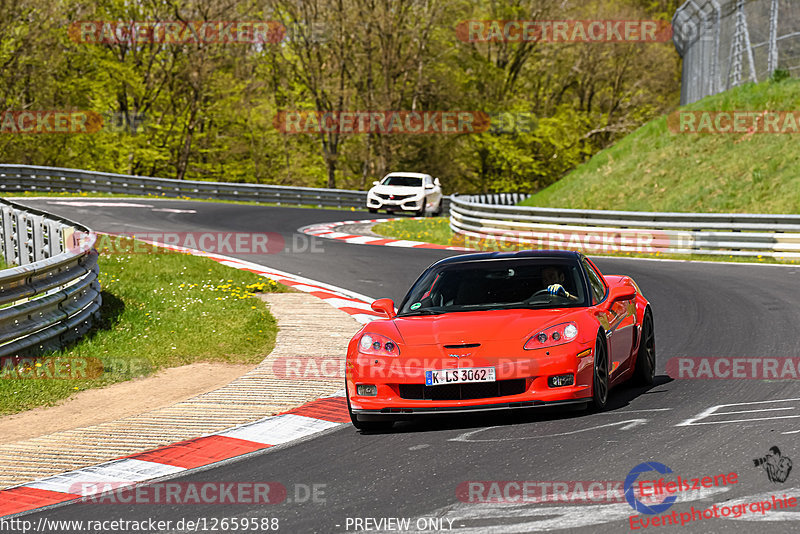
372 181 380 186
371 298 396 318
425 183 434 189
603 286 636 309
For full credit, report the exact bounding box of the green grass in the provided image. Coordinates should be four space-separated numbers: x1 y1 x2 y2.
520 78 800 213
0 240 286 415
372 218 455 245
372 217 798 265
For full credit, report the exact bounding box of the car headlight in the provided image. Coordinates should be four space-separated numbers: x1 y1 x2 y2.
524 322 578 350
358 333 400 356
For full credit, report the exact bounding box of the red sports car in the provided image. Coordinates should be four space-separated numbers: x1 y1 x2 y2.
345 250 655 431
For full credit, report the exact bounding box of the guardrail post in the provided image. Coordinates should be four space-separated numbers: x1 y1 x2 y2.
15 211 33 265
1 207 14 265
30 215 45 261
48 220 64 257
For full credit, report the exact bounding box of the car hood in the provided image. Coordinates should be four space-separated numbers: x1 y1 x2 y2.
392 309 581 346
369 185 424 195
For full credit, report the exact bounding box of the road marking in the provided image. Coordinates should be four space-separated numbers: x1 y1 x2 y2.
150 208 197 214
385 487 730 533
449 419 648 443
48 201 154 208
599 408 672 414
676 398 800 427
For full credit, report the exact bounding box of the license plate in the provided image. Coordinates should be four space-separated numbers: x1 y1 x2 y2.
425 367 496 386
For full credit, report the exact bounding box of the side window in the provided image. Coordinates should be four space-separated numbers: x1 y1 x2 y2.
424 176 432 186
583 260 606 305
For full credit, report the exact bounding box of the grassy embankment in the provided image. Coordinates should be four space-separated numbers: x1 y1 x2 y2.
374 78 800 263
0 238 285 415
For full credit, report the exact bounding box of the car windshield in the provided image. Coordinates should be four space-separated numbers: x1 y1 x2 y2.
381 175 423 187
398 258 589 315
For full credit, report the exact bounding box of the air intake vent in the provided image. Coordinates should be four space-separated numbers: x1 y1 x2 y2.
399 379 526 400
443 343 481 349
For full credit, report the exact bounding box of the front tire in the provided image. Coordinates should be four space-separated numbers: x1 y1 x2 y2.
591 332 609 411
633 309 656 385
368 208 378 214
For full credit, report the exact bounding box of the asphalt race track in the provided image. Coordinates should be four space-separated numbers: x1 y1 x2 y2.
12 198 800 533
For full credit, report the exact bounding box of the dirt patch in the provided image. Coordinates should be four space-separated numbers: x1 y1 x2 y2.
0 362 254 444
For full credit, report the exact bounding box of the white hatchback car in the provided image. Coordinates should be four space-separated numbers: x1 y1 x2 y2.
366 172 443 216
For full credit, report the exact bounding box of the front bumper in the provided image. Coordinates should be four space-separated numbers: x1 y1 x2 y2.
351 398 588 420
366 194 423 212
347 344 594 418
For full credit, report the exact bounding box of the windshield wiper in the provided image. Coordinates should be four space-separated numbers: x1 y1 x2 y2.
398 309 445 316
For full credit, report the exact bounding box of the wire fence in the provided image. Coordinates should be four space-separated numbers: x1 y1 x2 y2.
673 0 800 104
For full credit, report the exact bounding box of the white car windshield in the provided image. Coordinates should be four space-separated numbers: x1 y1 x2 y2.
381 176 423 187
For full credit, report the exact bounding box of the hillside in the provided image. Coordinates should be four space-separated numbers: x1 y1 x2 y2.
520 78 800 213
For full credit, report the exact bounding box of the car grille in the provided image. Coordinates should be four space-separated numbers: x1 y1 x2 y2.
376 193 414 201
398 379 527 401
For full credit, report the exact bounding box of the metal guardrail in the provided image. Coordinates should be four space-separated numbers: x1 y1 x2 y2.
462 193 530 206
0 198 101 356
449 195 800 259
0 164 457 214
0 164 368 209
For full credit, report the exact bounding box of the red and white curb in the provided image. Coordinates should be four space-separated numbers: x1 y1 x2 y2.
0 241 375 518
198 252 384 324
0 391 349 518
300 218 469 251
135 238 385 324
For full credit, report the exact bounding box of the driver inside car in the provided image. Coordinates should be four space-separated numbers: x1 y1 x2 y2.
541 266 579 302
